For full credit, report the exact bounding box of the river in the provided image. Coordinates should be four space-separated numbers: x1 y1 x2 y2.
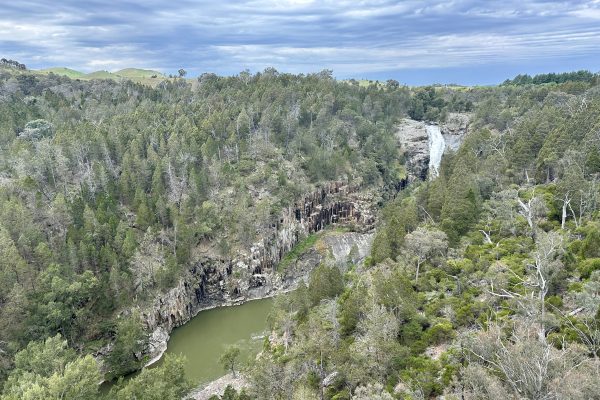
152 297 273 385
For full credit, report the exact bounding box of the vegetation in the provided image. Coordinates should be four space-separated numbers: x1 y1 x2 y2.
0 335 189 400
502 70 598 86
1 63 454 395
220 346 242 378
36 67 166 83
0 59 26 71
1 60 599 398
277 232 321 271
37 67 86 79
108 354 191 400
244 74 600 399
208 385 251 400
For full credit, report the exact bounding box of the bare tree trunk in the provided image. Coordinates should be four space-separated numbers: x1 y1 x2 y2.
517 198 534 231
568 201 579 228
561 193 571 230
173 222 177 256
480 230 493 244
319 350 325 400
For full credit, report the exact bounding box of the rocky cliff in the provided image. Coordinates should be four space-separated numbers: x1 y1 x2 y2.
142 182 376 363
130 116 467 366
396 113 469 181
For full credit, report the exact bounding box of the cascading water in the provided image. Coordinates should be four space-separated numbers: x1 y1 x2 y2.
426 124 445 179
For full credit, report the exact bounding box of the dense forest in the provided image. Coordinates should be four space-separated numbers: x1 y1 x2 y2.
237 73 600 399
502 70 599 86
1 65 599 399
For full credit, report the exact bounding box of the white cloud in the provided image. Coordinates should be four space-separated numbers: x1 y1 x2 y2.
212 25 600 75
570 7 600 19
1 0 599 79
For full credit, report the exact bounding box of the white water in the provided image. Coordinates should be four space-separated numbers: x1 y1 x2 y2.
426 125 445 179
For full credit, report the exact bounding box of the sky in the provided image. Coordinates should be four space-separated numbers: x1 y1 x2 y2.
1 0 600 85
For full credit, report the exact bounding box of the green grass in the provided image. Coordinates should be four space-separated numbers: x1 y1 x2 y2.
329 226 352 234
343 79 383 88
85 70 117 79
37 67 85 79
276 226 352 272
277 232 321 272
32 67 168 86
114 68 164 78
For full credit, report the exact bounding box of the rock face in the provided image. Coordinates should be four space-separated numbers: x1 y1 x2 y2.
138 116 469 365
396 114 469 181
396 118 430 182
142 182 376 363
188 373 247 400
322 231 374 266
442 112 470 151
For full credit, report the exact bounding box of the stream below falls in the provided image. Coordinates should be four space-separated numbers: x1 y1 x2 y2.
152 297 274 385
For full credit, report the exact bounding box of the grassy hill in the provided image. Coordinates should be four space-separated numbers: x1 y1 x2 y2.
114 68 164 78
32 66 169 86
37 67 86 79
84 70 116 79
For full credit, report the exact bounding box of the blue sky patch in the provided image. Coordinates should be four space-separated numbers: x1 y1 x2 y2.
2 0 599 84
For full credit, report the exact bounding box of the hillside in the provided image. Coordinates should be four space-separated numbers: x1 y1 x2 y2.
0 67 424 398
37 67 86 79
84 70 116 79
0 67 599 399
114 68 165 78
32 66 168 85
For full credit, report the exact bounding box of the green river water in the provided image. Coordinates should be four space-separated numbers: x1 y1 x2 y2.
153 297 274 385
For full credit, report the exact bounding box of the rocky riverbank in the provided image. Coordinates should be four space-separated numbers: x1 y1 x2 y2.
187 373 248 400
99 116 466 375
182 228 375 399
139 182 377 365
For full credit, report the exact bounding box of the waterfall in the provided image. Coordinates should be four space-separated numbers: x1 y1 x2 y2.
426 124 445 179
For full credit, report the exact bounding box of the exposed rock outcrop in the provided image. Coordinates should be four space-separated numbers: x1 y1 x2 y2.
396 114 469 181
442 112 470 151
322 231 374 266
188 373 247 400
135 115 468 366
396 118 430 182
142 182 376 364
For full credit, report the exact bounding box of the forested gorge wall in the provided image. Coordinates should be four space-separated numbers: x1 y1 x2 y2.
5 66 600 399
0 67 478 390
141 181 376 362
140 113 468 363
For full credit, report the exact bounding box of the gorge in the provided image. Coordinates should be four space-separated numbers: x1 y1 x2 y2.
136 115 468 390
140 181 378 367
3 64 599 400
